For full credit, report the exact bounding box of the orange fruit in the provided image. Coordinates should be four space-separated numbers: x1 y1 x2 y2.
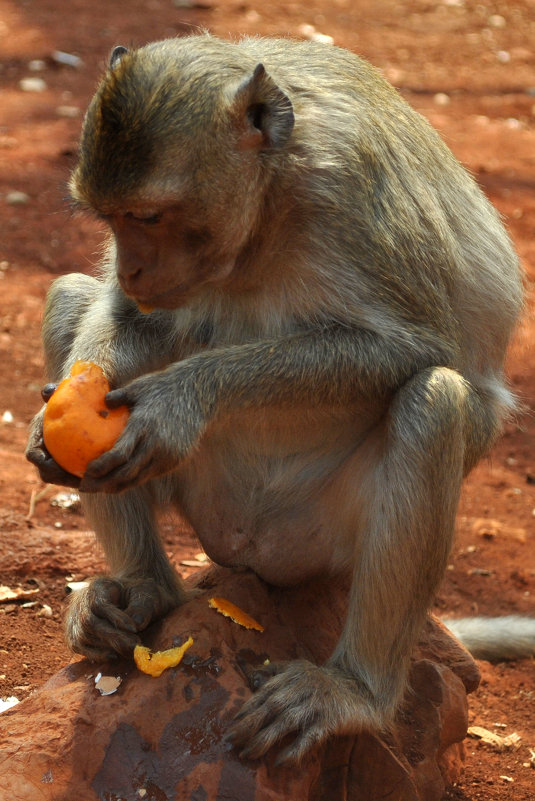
42 360 129 478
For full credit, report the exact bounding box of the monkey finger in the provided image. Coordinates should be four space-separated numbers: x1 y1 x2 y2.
105 388 131 409
235 707 303 761
91 602 138 634
26 447 81 488
41 382 58 402
81 450 157 493
83 577 137 634
81 431 140 483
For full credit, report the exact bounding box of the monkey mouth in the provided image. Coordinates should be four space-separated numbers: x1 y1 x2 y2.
129 263 236 311
130 282 200 311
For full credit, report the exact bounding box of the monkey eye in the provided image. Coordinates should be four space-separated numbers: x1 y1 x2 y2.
124 211 163 225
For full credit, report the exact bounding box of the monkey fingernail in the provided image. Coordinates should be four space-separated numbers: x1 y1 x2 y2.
105 389 129 408
41 383 58 402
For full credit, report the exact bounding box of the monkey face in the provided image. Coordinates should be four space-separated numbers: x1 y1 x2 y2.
68 36 295 310
103 205 237 309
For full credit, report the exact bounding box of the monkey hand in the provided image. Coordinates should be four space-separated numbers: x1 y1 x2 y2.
25 398 82 489
65 576 182 660
79 370 204 493
229 659 377 765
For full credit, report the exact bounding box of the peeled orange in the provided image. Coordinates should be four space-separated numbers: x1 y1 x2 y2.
42 361 129 478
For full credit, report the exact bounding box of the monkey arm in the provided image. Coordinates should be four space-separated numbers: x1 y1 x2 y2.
184 323 457 413
78 322 456 493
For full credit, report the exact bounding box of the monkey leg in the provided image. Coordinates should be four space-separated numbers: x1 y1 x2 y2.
231 366 494 764
66 483 189 660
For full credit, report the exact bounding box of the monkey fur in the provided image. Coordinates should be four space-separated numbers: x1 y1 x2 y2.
26 35 525 763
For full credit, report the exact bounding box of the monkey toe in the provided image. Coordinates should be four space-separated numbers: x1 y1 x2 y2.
122 577 173 631
246 662 280 691
68 615 140 660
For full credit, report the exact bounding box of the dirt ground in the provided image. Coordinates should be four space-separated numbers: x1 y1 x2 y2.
1 0 535 798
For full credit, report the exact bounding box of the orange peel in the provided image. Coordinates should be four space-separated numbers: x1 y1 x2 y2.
133 636 194 677
42 360 129 478
208 597 264 632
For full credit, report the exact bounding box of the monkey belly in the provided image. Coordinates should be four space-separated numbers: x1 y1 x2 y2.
176 407 379 585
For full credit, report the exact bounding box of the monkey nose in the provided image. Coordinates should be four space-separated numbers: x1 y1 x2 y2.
118 268 144 294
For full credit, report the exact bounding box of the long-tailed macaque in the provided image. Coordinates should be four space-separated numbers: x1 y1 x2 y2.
26 35 525 763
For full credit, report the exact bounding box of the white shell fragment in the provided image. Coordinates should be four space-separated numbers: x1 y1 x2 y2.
0 696 20 713
94 673 122 696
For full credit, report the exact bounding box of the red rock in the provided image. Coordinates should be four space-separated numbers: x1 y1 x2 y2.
0 567 479 800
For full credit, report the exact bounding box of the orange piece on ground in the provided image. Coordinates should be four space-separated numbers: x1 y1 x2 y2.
134 636 194 677
42 360 129 478
209 597 264 632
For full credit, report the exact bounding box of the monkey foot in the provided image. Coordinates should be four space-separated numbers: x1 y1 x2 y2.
65 575 184 659
229 660 378 764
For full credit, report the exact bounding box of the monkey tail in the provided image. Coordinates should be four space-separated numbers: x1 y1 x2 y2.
444 615 535 661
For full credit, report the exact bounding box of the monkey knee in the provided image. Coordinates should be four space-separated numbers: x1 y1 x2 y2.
423 367 501 466
393 366 468 430
392 366 498 470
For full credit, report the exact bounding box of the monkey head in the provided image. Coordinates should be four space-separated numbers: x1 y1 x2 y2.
69 37 295 310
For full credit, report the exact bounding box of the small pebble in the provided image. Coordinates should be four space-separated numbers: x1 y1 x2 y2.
56 105 81 118
28 59 46 72
51 50 83 69
19 77 47 92
297 24 334 45
489 14 506 28
5 191 30 206
434 92 450 106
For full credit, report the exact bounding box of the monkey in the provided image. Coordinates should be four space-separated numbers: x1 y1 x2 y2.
26 34 526 764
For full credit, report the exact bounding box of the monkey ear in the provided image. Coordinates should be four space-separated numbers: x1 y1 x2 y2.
234 64 294 150
109 45 129 69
